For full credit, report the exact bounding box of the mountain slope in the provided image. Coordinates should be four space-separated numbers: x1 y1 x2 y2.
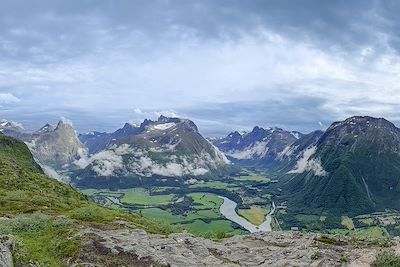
0 132 86 215
73 116 230 187
285 116 400 215
0 119 86 172
213 126 301 166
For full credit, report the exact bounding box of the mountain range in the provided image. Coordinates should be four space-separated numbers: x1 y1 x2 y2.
4 115 400 216
73 116 230 187
1 116 230 187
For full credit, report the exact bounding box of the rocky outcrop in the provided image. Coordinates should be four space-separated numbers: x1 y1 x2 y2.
75 228 398 267
0 236 15 267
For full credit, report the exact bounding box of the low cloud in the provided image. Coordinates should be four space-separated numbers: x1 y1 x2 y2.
74 143 226 177
288 146 327 176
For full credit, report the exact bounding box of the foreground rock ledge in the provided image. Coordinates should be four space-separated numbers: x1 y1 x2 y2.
72 229 399 267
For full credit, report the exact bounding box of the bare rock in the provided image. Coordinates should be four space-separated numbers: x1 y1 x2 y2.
72 229 398 267
0 235 15 267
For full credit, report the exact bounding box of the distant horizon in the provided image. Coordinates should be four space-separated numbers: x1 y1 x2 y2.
2 114 396 138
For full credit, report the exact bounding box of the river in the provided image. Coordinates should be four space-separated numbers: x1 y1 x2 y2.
218 196 275 233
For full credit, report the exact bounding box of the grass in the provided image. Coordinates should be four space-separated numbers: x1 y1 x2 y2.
0 214 80 266
183 219 235 234
120 188 175 205
189 181 235 190
188 193 223 210
140 208 185 224
0 134 180 266
374 251 400 267
359 218 374 225
329 226 388 238
341 216 355 230
238 206 268 225
235 175 271 182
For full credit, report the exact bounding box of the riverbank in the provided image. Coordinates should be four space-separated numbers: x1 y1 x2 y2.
218 196 275 233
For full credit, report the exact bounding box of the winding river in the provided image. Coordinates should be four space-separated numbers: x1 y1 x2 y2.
218 196 275 233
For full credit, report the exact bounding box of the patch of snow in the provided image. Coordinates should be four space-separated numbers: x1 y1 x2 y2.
153 122 176 130
291 132 301 139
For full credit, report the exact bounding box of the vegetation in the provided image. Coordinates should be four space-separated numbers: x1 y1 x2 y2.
120 188 175 205
374 251 400 267
238 206 268 225
0 133 179 266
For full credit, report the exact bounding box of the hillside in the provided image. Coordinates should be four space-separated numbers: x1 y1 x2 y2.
284 116 400 215
0 133 176 266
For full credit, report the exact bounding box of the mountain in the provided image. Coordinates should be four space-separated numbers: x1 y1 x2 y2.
285 116 400 215
0 120 30 141
213 126 302 166
26 120 86 170
79 122 144 154
72 116 230 187
275 130 324 172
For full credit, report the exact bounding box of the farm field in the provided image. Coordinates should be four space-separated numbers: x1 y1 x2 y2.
120 188 175 205
238 206 269 225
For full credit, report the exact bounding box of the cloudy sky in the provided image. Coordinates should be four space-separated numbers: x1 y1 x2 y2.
1 0 400 136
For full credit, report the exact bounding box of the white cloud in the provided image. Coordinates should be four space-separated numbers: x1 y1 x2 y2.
0 93 20 104
73 143 228 177
288 146 327 176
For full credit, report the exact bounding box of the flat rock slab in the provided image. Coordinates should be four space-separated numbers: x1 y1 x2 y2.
76 229 397 267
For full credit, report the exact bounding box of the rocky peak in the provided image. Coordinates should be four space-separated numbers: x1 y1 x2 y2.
36 123 55 134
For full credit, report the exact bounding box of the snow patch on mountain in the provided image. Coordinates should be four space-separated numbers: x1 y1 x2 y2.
0 119 24 129
288 146 327 176
153 122 176 130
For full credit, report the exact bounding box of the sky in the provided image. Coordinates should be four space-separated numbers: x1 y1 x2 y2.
1 0 400 136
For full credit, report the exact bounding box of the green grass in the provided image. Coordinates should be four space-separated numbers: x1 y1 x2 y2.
329 226 389 238
235 175 271 182
0 133 180 266
341 216 355 230
183 219 234 234
188 193 223 210
120 188 175 205
238 206 268 225
374 251 400 267
359 218 374 225
189 181 236 190
0 214 80 267
140 208 186 224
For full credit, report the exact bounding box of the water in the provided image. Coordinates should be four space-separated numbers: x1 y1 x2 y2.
218 196 275 233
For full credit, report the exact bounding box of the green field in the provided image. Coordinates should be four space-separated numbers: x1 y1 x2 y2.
140 208 185 223
329 227 389 238
239 206 268 225
120 188 175 205
188 193 223 210
189 181 236 190
235 175 271 182
183 219 236 234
